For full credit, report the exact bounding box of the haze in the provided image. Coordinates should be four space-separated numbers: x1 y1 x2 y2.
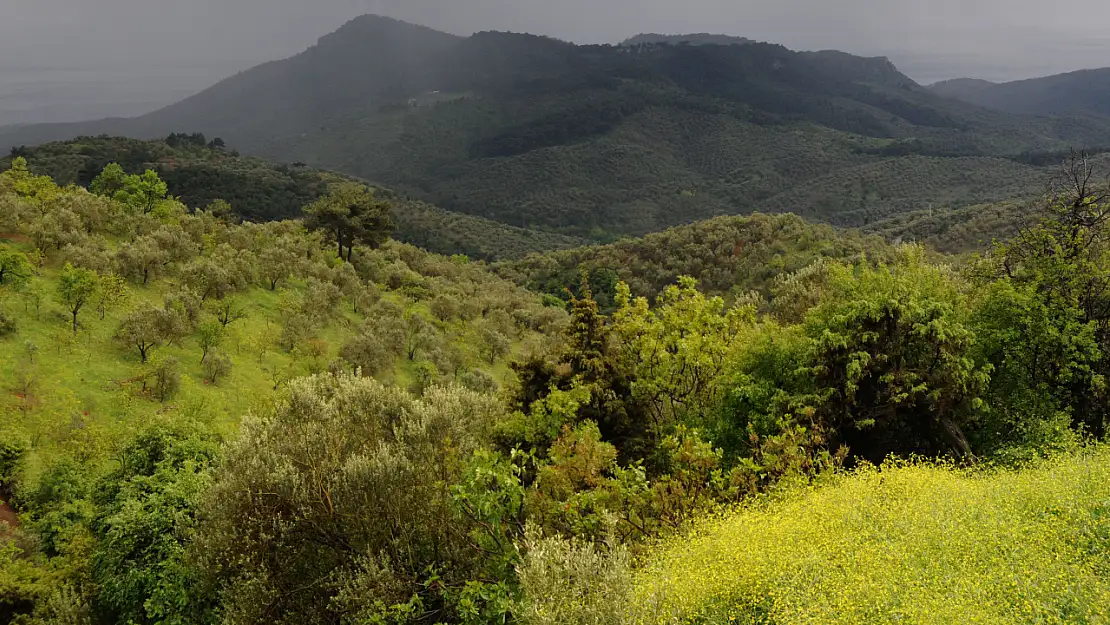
3 0 1110 125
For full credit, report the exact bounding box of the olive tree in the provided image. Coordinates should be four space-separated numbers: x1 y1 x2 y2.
193 374 506 624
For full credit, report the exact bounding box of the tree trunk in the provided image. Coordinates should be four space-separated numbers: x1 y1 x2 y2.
937 416 975 463
71 309 79 334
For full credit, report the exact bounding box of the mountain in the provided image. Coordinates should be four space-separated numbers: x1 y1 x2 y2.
928 78 997 101
4 15 1110 240
4 135 585 260
620 33 755 46
928 69 1110 118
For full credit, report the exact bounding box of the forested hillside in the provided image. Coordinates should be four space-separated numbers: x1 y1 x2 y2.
5 16 1110 240
930 68 1110 118
496 213 899 308
6 150 1110 623
3 136 585 260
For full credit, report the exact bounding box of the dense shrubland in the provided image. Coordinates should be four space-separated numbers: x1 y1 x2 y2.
3 156 1110 623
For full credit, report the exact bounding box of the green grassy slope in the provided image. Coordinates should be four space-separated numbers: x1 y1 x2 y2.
0 234 564 483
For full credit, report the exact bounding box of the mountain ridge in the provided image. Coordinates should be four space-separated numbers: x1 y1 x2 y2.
927 68 1110 117
4 15 1110 240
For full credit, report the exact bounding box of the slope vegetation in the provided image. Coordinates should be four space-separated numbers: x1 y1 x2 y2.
4 16 1110 239
497 213 898 307
4 135 585 259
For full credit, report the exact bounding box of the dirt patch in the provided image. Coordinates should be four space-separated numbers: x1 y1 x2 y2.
0 498 18 531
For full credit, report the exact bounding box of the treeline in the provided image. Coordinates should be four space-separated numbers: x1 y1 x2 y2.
4 136 583 260
4 158 1110 623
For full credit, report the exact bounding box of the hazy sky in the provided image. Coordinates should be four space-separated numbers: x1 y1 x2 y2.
3 0 1110 124
3 0 1110 78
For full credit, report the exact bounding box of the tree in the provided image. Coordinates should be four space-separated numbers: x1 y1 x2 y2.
95 273 130 320
0 248 33 293
211 299 247 329
90 163 128 198
303 183 395 262
258 237 300 291
182 245 257 300
981 154 1110 437
340 333 395 377
196 320 224 363
202 349 232 384
403 311 436 361
115 235 169 286
117 170 169 215
721 250 989 465
57 263 99 334
89 426 220 625
115 304 185 363
148 357 182 403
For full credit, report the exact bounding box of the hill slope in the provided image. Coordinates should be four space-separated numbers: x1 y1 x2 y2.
4 16 1110 239
929 68 1110 118
3 136 586 260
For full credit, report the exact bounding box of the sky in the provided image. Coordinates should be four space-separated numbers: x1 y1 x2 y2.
2 0 1110 123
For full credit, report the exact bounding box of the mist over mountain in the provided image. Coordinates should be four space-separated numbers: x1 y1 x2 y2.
4 15 1110 241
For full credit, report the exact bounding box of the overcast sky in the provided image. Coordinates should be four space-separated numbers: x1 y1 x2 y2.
3 0 1110 124
3 0 1110 79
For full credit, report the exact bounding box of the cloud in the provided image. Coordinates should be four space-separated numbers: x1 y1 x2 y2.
1 0 1109 81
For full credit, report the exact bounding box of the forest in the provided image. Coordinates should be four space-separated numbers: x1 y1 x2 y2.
3 142 1110 624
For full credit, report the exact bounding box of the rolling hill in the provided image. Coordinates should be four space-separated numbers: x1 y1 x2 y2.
929 68 1110 118
2 135 586 260
3 15 1110 240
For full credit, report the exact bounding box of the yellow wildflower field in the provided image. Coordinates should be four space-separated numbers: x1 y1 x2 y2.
631 449 1110 624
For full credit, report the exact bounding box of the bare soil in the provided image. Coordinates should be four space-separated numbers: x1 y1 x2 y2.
0 498 18 530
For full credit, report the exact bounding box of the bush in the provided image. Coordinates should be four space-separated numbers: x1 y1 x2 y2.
202 349 232 385
0 435 26 497
514 528 634 625
193 374 509 624
0 310 16 337
149 357 181 403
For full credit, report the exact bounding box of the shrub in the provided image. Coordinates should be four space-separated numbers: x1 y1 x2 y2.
514 527 634 625
0 309 16 337
193 374 509 624
202 349 232 385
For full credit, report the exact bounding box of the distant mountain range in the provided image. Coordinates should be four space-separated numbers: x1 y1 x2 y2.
3 16 1110 240
620 33 755 47
929 69 1110 118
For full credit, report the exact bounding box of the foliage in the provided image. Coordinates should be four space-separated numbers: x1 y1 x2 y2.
514 527 634 625
303 182 395 262
630 448 1110 624
193 373 509 624
89 425 220 625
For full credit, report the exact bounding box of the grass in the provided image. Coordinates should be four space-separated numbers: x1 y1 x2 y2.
0 261 540 487
630 449 1110 624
